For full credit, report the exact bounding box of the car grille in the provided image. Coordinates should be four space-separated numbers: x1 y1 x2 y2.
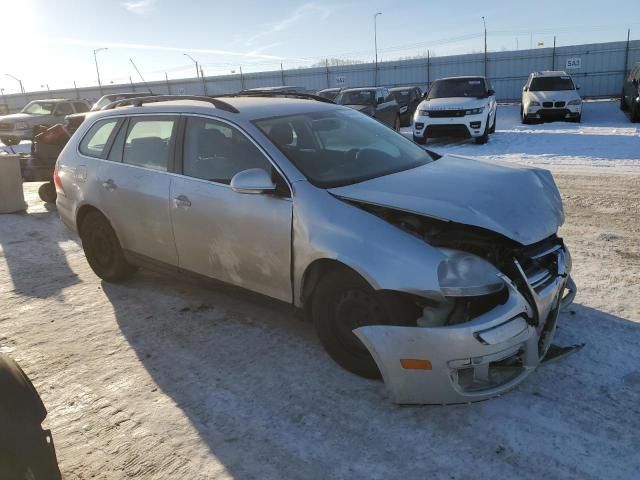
427 109 466 118
554 101 565 108
0 122 14 131
425 124 470 138
542 102 553 108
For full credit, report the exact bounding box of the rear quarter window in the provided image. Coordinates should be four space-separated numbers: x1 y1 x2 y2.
79 119 119 158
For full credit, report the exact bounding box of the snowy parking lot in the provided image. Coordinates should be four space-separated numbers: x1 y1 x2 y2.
1 100 639 479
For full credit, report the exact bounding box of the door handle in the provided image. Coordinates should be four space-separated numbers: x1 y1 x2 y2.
102 179 117 191
174 195 191 208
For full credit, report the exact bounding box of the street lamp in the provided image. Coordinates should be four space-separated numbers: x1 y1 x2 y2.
482 16 487 76
93 48 108 95
374 12 382 86
5 73 24 94
183 53 200 80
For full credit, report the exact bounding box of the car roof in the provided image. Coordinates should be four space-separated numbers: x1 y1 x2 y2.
93 96 342 121
434 76 486 82
389 86 418 91
530 70 570 78
29 98 74 103
339 87 377 92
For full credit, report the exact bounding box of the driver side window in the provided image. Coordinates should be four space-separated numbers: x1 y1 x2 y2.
182 116 273 185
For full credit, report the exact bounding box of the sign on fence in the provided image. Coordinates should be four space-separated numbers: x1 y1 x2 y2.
566 57 582 69
335 75 345 86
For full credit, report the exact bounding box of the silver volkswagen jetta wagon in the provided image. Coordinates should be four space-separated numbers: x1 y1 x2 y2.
55 94 576 404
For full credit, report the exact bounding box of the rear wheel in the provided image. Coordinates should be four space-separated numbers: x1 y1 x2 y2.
79 211 136 282
38 182 57 203
631 101 640 123
312 268 418 378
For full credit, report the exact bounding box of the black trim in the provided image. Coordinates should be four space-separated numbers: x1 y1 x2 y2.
103 95 239 113
103 118 128 162
223 91 334 104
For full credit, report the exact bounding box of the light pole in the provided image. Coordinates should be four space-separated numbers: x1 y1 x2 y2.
374 11 382 86
5 73 24 94
482 16 487 76
93 47 108 95
183 53 200 80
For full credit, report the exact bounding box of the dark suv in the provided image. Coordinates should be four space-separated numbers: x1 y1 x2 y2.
621 62 640 122
334 87 401 130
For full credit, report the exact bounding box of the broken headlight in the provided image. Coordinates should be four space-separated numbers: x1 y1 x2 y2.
437 249 505 297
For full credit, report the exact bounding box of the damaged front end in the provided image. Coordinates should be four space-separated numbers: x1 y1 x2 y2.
350 205 577 405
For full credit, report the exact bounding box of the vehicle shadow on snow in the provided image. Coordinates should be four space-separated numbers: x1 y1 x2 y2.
0 210 80 298
103 269 640 479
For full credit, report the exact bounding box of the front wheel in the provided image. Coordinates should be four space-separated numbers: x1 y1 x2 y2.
631 101 640 123
620 93 628 111
1 137 20 146
79 211 136 283
489 112 496 133
312 268 418 378
413 133 426 145
475 117 490 144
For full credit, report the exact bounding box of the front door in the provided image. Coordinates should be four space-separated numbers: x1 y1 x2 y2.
96 115 179 266
170 115 293 302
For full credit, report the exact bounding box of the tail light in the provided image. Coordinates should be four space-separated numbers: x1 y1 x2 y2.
53 163 64 195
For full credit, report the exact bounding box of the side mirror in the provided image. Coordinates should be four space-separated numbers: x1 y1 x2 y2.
487 89 495 96
230 168 276 194
522 86 528 92
632 79 638 86
576 84 581 90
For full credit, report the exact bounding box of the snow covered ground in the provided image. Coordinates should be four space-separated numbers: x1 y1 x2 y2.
0 100 639 479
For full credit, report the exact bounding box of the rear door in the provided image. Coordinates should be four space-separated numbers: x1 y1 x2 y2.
170 115 293 302
96 114 179 266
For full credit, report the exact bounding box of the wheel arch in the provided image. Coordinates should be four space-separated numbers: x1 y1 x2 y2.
300 258 365 312
76 204 107 234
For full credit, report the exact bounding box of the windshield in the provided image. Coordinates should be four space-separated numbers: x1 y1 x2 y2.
335 90 375 106
255 108 433 188
317 90 339 101
529 76 575 91
391 90 411 105
427 78 486 99
21 101 55 115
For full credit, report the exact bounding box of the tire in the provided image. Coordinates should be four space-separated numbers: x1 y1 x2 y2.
79 210 136 283
38 182 57 203
573 114 582 123
1 137 20 146
631 101 640 123
489 112 496 133
312 267 418 379
413 133 426 145
475 117 490 144
620 92 628 111
393 114 401 132
520 106 529 125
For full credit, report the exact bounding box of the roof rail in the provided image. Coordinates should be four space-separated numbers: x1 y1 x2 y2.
222 90 335 104
103 95 239 113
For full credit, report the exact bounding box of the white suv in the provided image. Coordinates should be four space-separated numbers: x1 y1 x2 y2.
412 76 497 145
521 71 582 124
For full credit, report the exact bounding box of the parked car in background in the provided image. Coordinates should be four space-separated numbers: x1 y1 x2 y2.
389 86 422 127
413 76 496 144
316 88 341 101
55 94 576 404
0 99 89 146
63 93 150 136
243 86 308 94
334 87 401 130
620 62 640 122
521 71 582 124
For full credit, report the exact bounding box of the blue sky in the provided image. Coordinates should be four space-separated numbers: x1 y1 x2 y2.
1 0 638 93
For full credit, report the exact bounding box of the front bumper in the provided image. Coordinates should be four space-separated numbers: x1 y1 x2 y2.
355 253 576 405
413 112 487 139
525 104 581 121
0 128 32 141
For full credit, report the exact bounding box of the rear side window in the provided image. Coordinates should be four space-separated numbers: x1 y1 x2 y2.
79 119 119 158
123 117 176 172
73 102 89 113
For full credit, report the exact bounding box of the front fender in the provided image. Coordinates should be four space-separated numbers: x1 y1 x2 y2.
292 181 447 306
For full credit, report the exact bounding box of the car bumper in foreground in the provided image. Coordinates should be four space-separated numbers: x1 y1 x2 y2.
413 112 488 139
355 259 576 405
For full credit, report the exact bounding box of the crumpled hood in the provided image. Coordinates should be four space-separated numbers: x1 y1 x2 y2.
329 155 564 246
418 97 487 111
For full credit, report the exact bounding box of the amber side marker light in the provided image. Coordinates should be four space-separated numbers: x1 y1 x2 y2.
400 359 432 370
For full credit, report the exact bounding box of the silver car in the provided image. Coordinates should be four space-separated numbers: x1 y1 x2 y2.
55 95 576 404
